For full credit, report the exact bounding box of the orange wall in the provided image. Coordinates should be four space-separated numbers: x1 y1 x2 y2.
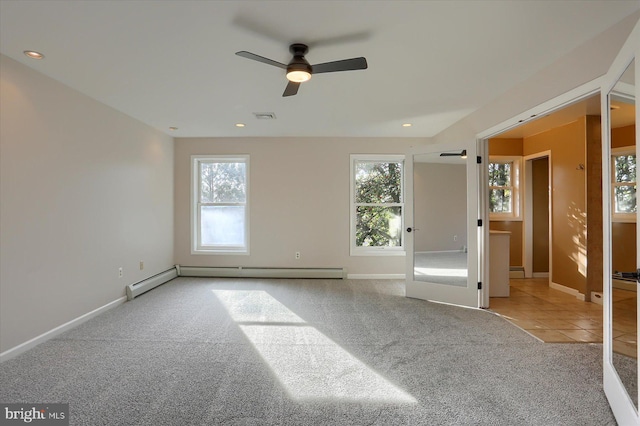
612 124 636 149
490 138 523 156
524 118 587 294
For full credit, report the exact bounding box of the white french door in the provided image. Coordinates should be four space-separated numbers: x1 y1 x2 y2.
405 141 485 308
602 18 639 425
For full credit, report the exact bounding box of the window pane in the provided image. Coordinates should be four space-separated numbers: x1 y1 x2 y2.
615 155 636 183
201 206 245 246
200 162 246 203
489 189 512 213
356 206 402 247
614 185 637 214
488 163 511 186
355 161 403 203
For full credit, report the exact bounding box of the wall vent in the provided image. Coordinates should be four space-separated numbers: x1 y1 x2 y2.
253 112 276 120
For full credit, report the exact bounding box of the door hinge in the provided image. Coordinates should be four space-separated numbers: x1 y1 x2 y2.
477 156 482 164
477 219 483 226
477 282 482 290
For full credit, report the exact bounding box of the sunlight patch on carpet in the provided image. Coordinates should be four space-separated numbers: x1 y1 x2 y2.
212 290 416 403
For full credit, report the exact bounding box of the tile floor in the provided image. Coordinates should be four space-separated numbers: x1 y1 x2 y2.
489 278 637 359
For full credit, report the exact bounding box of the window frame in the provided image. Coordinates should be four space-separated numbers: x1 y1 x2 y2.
488 156 522 221
350 154 406 256
611 146 637 223
191 155 250 255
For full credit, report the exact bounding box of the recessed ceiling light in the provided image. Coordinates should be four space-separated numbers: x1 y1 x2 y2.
402 123 412 127
235 123 245 128
23 50 44 59
168 126 178 131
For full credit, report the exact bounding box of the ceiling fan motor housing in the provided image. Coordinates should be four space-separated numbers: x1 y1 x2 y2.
287 43 312 74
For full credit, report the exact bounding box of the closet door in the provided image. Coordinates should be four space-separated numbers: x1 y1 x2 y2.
601 18 639 425
405 141 482 308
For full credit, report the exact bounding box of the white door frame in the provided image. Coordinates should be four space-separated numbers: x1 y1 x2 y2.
476 80 600 309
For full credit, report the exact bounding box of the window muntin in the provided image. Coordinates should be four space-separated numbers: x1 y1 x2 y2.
351 155 404 255
192 156 249 253
489 156 521 220
612 148 636 222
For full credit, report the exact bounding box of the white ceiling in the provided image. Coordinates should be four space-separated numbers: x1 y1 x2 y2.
1 1 638 138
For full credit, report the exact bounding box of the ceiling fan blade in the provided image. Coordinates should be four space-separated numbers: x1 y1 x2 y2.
235 51 287 69
311 57 368 74
283 81 300 97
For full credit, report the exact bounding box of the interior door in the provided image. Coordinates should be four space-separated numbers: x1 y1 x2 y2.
405 142 482 308
602 19 639 425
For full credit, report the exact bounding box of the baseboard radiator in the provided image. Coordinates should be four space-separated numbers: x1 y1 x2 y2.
126 266 179 301
177 266 346 279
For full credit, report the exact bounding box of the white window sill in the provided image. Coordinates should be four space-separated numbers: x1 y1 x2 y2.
191 249 250 255
350 250 406 257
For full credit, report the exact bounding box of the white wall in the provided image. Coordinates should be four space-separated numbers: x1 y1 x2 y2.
0 55 175 353
433 12 640 146
414 163 467 252
174 137 426 276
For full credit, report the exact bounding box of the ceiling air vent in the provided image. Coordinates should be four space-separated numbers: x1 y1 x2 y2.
253 112 277 120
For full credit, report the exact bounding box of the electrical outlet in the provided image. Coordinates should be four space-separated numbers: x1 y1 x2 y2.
295 251 301 260
453 235 457 241
118 267 123 278
139 261 144 270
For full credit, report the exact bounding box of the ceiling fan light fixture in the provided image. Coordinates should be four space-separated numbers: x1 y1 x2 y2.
286 70 311 83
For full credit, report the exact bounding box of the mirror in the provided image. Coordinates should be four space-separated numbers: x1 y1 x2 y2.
609 59 637 409
412 150 468 286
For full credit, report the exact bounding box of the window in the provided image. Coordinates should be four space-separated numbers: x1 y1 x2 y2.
612 147 636 222
192 155 249 254
350 155 405 255
489 156 521 220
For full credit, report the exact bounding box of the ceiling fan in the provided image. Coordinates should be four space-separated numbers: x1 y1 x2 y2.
235 43 368 97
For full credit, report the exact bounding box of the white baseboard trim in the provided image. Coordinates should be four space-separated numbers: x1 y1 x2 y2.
532 272 550 278
550 281 586 301
509 270 525 279
347 274 405 280
0 296 126 363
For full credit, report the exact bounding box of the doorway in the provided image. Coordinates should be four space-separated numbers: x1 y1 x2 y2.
486 93 606 343
527 155 550 279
